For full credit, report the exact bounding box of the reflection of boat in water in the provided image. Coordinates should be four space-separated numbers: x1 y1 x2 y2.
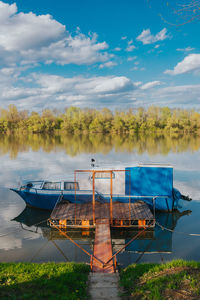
12 206 51 229
125 211 191 253
10 164 190 211
12 206 191 254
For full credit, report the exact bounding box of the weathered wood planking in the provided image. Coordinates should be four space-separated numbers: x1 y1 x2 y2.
92 219 114 273
50 201 154 222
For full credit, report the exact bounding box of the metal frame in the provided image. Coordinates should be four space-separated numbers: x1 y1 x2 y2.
48 219 149 272
74 169 131 226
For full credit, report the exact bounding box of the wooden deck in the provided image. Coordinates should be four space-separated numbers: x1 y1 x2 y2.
49 200 155 274
50 200 155 228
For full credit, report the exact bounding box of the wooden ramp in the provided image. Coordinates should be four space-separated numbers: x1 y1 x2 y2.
92 219 114 273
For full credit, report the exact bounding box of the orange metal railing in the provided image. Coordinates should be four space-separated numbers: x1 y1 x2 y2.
74 169 131 226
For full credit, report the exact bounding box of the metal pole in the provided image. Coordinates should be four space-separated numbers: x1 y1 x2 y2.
92 171 95 225
129 169 131 225
74 171 76 225
104 227 147 266
110 171 113 224
48 220 103 266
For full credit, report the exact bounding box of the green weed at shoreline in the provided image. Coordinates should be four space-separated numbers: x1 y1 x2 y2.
120 260 200 299
1 260 200 299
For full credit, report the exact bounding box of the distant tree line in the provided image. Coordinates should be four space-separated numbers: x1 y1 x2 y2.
0 104 200 134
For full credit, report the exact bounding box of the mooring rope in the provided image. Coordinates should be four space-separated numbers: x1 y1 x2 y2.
29 239 49 262
156 221 200 237
0 191 64 238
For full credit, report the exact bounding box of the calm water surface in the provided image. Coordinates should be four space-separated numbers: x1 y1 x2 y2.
0 133 200 268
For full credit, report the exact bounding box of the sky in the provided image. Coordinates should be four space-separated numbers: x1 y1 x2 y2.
1 0 200 111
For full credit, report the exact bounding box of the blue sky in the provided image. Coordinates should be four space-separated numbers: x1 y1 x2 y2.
1 0 200 111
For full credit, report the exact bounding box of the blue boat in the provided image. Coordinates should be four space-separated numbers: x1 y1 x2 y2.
10 164 190 211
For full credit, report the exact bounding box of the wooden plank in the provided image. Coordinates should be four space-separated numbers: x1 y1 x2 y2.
112 202 119 219
78 203 83 219
50 201 154 225
124 203 130 219
92 219 114 273
66 203 74 219
118 202 123 219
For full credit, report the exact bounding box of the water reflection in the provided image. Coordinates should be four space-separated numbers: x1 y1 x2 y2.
0 131 200 265
12 206 191 265
0 132 200 159
125 210 191 255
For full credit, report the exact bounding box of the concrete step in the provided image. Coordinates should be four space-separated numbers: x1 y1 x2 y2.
88 273 121 300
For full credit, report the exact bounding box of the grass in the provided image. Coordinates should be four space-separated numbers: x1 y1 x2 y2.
1 260 200 299
119 259 200 299
0 262 90 300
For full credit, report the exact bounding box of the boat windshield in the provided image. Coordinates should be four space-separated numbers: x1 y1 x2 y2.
64 182 79 190
43 182 61 190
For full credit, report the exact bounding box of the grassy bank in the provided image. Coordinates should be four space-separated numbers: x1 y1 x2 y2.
0 262 90 300
1 260 200 299
120 259 200 299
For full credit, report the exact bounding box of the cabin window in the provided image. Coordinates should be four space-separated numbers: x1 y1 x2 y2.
64 182 79 190
43 182 61 190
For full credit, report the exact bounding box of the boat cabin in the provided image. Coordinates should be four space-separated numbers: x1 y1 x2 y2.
23 181 80 191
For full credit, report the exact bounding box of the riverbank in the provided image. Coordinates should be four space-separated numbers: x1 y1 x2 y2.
120 259 200 299
1 260 200 299
0 262 90 300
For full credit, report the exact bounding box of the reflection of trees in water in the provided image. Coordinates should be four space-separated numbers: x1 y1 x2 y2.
0 132 199 159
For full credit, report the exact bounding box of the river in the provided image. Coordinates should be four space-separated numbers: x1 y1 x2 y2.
0 132 200 267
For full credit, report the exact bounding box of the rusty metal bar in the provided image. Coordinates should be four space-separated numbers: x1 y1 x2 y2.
75 169 126 173
113 256 117 272
104 227 147 267
48 219 104 267
92 171 95 225
90 255 93 271
128 169 131 225
110 171 113 225
74 170 76 225
51 240 69 262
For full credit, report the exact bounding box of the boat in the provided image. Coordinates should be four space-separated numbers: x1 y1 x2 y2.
10 164 191 211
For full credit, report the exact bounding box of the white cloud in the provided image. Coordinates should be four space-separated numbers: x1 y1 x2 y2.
99 61 117 69
1 69 200 110
135 83 200 107
127 56 137 61
126 39 136 52
136 28 168 45
0 72 138 110
176 47 195 52
165 54 200 75
114 47 121 51
121 36 127 40
0 1 109 67
140 81 161 90
126 45 136 52
0 1 17 21
134 81 142 87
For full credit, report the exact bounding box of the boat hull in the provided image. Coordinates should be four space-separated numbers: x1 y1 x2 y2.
11 188 180 211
